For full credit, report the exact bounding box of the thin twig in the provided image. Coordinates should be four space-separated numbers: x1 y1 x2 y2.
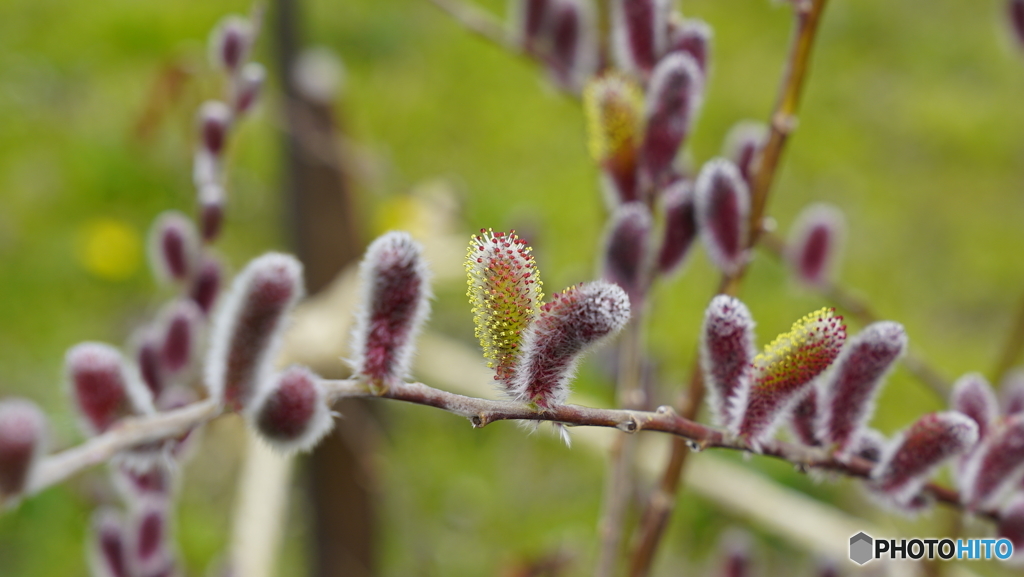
17 379 995 523
596 317 646 577
629 2 831 574
992 288 1024 385
759 230 952 399
425 0 518 51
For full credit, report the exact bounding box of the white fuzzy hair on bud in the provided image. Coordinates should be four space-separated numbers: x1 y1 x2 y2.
700 295 756 428
205 253 304 411
611 0 670 75
249 365 334 454
511 281 631 409
640 52 704 182
349 231 432 389
786 203 846 289
67 342 154 436
695 158 750 276
0 399 48 502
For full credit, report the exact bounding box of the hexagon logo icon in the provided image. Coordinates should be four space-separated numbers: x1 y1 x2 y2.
849 532 873 565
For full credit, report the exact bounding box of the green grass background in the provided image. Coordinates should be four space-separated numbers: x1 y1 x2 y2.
2 0 1024 575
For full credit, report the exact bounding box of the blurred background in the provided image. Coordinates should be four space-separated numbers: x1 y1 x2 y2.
2 0 1024 575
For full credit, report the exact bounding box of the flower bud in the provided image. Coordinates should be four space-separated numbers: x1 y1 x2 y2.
818 321 906 455
601 202 652 307
90 509 129 577
716 528 752 577
251 366 334 454
517 0 553 52
67 342 153 435
656 179 697 275
870 411 978 508
667 18 712 76
960 413 1024 510
466 229 544 388
786 203 845 289
736 308 846 448
190 254 223 317
998 493 1024 566
351 232 432 389
233 62 265 115
700 295 755 428
209 15 252 72
950 373 998 441
197 101 232 157
134 331 165 400
789 388 820 446
548 0 597 90
0 399 47 501
640 52 704 183
695 158 750 275
148 211 199 284
722 121 766 185
512 281 631 409
159 300 204 378
205 253 304 411
198 183 225 243
612 0 669 74
130 498 171 573
1011 0 1024 50
584 73 644 205
1001 368 1024 416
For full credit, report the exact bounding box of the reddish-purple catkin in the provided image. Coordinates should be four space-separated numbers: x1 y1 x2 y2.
640 52 704 184
135 332 165 400
512 281 631 409
0 399 47 500
736 308 846 448
656 179 697 275
91 509 130 577
700 295 756 428
159 300 203 377
789 388 820 446
130 499 169 570
722 121 766 185
1001 369 1024 416
817 321 906 455
601 202 652 307
612 0 668 75
190 254 223 316
960 413 1024 510
786 203 846 289
1010 0 1024 50
547 0 595 90
950 373 999 440
667 18 711 76
716 529 752 577
67 342 153 435
197 183 225 243
252 365 333 454
205 253 304 411
517 0 553 53
870 411 978 508
695 158 750 276
350 232 432 389
999 493 1024 565
198 101 233 157
148 211 199 284
209 15 252 73
852 428 887 463
233 62 265 115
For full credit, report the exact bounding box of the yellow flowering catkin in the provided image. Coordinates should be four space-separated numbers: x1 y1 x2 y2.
465 229 544 387
583 72 644 164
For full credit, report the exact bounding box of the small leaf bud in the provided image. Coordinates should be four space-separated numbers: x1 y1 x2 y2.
251 366 334 454
148 211 199 284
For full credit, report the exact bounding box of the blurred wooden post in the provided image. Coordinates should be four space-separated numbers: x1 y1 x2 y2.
271 1 375 576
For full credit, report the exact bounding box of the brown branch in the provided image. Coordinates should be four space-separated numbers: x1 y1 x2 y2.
629 2 831 574
16 378 995 525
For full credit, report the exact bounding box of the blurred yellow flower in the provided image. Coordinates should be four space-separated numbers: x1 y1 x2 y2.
75 217 142 281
